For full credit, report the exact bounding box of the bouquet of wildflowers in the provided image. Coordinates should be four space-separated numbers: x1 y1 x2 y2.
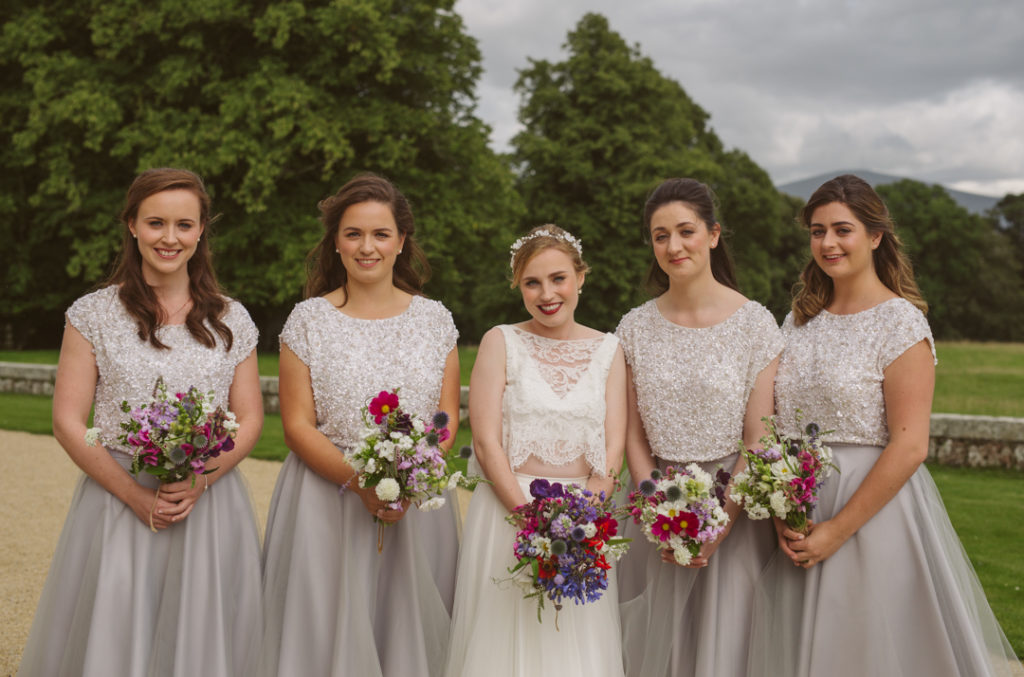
627 464 731 567
85 378 239 530
503 479 630 625
346 390 479 550
729 416 836 535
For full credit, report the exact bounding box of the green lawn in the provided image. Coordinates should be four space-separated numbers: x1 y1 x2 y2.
928 463 1024 655
934 342 1024 417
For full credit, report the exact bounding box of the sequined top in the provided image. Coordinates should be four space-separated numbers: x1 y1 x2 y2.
775 298 936 446
500 325 619 473
280 295 457 450
66 285 258 456
617 300 783 462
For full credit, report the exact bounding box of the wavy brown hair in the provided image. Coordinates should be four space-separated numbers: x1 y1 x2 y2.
509 224 590 287
305 173 429 302
642 178 738 295
791 174 927 325
108 168 232 351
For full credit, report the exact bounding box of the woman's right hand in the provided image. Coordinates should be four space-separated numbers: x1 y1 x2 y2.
351 482 409 523
127 484 178 530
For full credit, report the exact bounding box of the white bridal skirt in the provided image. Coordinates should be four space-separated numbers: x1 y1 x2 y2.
18 451 263 677
748 444 1020 677
259 451 460 677
617 453 775 677
444 470 625 677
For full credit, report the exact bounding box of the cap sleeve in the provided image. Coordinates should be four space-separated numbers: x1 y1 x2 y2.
878 299 936 369
224 299 258 366
745 303 784 391
280 300 316 366
614 306 640 368
65 287 116 349
434 299 458 353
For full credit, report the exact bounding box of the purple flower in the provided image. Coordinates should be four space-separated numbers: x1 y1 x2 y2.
529 479 565 500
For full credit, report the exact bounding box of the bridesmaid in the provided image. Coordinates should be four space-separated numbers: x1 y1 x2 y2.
749 174 1018 676
19 168 263 676
444 225 627 677
616 178 782 676
260 173 461 677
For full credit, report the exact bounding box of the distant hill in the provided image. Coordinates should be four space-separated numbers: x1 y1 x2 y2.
777 169 999 215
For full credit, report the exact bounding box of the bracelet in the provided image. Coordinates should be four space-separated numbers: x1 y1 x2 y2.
203 474 209 492
338 474 355 495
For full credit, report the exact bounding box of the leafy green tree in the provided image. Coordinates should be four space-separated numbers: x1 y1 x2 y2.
511 13 798 330
0 0 517 347
879 180 1024 340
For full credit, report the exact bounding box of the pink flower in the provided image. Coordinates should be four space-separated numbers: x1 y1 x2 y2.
369 390 400 424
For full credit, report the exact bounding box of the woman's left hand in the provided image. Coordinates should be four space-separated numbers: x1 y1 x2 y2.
785 518 846 568
158 474 209 523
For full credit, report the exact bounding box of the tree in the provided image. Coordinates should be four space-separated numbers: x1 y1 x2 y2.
0 0 518 347
511 13 798 330
878 180 1024 340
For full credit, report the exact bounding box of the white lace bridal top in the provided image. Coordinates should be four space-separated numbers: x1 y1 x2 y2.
499 325 620 474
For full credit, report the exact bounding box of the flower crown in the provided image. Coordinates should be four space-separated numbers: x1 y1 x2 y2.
508 229 583 269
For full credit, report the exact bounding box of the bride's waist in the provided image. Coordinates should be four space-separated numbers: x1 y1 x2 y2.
514 453 592 478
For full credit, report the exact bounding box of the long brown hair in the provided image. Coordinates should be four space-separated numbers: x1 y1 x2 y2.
108 168 232 351
305 173 429 301
642 178 738 295
791 174 927 325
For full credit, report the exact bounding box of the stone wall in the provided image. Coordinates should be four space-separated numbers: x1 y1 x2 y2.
3 362 1021 470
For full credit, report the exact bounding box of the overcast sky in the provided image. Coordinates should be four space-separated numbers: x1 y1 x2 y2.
456 0 1024 197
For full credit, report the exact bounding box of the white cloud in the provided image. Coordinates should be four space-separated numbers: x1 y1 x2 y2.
458 0 1024 197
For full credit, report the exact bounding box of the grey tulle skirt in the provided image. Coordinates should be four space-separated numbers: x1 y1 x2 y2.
748 444 1020 677
618 453 775 677
17 452 263 677
445 471 624 677
260 452 459 677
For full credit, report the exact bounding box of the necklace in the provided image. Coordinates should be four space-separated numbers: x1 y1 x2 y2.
161 296 192 322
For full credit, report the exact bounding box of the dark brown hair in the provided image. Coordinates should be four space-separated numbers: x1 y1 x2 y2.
509 224 590 287
305 173 429 301
642 178 738 295
791 174 927 325
108 168 232 351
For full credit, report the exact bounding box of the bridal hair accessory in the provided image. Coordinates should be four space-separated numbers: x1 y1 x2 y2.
509 229 583 269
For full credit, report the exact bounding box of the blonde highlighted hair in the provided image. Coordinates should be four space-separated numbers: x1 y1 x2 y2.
791 174 927 325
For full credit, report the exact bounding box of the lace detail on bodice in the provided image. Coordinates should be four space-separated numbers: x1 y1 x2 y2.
500 325 618 472
775 298 936 446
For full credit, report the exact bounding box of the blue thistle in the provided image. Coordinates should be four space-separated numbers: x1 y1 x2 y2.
570 526 586 541
665 485 683 502
459 445 473 459
425 431 440 446
639 479 657 497
650 468 663 481
432 411 450 429
805 422 820 438
551 539 568 556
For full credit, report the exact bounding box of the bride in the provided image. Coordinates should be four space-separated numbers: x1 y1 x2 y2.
444 225 627 677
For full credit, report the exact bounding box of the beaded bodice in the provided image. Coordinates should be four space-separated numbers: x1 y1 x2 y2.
617 300 783 462
499 325 619 472
775 298 936 446
66 286 258 456
280 295 457 450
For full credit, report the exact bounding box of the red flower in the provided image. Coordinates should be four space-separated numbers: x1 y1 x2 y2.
652 514 682 542
538 558 558 579
678 511 699 538
369 390 400 424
